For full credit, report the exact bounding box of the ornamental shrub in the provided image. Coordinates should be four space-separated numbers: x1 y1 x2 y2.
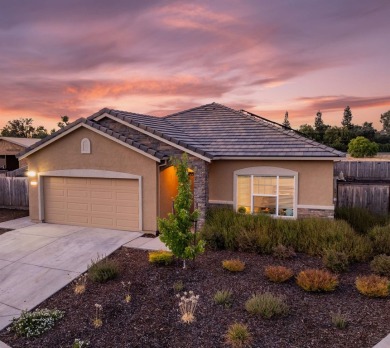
272 244 296 259
158 154 205 268
370 255 390 277
214 289 233 308
296 269 339 292
222 259 246 272
355 275 389 297
369 225 390 255
225 323 252 348
264 265 294 283
9 308 64 337
245 292 288 318
88 255 119 283
148 250 174 265
322 250 349 273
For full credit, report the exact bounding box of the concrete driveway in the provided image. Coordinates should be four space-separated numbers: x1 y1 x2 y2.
0 219 141 330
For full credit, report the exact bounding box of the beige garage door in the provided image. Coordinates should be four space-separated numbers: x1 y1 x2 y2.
43 177 139 231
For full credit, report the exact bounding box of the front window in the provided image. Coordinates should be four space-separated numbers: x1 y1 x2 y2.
237 175 295 217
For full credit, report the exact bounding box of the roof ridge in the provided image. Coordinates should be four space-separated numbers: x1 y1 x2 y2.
163 102 217 118
240 110 345 156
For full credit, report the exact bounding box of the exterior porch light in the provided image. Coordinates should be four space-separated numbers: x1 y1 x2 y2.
30 180 38 186
27 170 37 178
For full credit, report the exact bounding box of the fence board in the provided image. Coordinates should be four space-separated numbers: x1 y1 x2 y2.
0 177 29 209
337 182 389 215
335 161 390 180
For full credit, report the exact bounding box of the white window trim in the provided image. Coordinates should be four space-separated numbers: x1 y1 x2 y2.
234 166 298 218
37 169 143 231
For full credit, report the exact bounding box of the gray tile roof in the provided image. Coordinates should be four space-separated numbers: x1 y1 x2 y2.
96 103 345 159
20 103 345 160
18 118 167 160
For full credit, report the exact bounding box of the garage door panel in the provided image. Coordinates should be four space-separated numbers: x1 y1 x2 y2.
44 177 139 231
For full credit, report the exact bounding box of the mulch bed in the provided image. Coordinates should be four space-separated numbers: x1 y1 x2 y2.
1 248 389 348
0 208 28 223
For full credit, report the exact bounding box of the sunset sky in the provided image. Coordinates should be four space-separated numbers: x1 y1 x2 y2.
0 0 389 131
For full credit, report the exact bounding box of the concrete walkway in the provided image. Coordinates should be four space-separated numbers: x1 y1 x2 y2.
0 220 141 331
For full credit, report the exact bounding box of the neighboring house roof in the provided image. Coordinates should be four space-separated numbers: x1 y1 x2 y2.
19 103 345 161
0 137 40 148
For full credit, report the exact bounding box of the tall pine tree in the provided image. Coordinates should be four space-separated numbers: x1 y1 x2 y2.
341 106 353 129
282 111 291 128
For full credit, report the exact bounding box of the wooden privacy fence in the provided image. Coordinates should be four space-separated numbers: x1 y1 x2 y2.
335 161 390 215
337 181 389 215
0 177 29 209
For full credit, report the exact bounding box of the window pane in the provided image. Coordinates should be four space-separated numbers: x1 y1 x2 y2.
253 176 276 195
253 196 276 215
237 176 251 212
278 177 294 216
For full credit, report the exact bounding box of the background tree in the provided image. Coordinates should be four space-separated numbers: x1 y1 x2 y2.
282 111 291 128
380 110 390 133
341 106 353 129
158 154 205 268
0 118 48 138
298 124 317 140
348 136 379 158
57 116 70 129
314 111 328 141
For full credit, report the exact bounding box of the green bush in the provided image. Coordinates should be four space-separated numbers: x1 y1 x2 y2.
148 250 174 265
335 207 388 234
201 207 372 262
369 225 390 255
322 250 349 273
9 308 64 337
348 136 379 158
88 255 120 283
370 255 390 277
245 292 288 318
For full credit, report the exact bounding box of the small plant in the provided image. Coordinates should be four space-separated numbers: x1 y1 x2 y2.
121 281 132 303
355 275 389 298
73 274 87 295
9 308 64 337
296 269 339 292
370 254 390 277
225 322 252 348
245 292 288 318
88 254 119 283
272 244 296 259
177 291 200 323
322 250 349 273
148 250 174 265
222 259 245 272
173 280 184 292
264 265 294 283
237 206 247 214
93 303 103 328
330 310 348 329
214 289 233 308
72 338 90 348
369 225 390 255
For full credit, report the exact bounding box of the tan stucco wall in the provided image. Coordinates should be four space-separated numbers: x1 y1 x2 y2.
26 127 158 232
159 166 179 219
209 160 335 206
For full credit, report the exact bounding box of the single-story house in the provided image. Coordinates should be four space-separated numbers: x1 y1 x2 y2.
0 137 40 171
18 103 345 233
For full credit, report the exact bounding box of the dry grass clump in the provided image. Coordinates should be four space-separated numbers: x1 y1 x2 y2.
355 275 389 298
330 310 348 329
222 259 246 272
296 269 339 292
225 323 252 348
264 265 294 283
148 250 174 265
245 292 288 318
88 255 120 283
